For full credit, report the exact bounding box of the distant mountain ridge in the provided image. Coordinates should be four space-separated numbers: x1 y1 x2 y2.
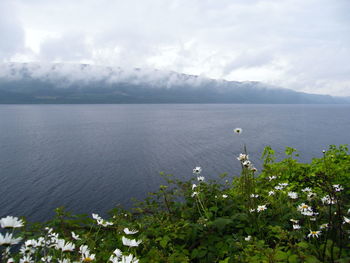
0 63 348 104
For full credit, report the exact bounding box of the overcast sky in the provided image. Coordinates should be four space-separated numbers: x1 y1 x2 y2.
1 0 350 96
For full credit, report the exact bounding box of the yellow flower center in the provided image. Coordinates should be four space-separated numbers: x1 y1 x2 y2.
302 205 308 209
84 257 93 262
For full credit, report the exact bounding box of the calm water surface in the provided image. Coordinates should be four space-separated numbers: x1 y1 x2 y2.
0 104 349 221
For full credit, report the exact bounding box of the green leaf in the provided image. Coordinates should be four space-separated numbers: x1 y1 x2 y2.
297 241 309 249
210 218 232 231
159 235 170 248
304 255 320 263
288 254 299 263
275 251 288 261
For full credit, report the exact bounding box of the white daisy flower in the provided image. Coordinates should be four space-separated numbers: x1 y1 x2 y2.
197 176 205 182
268 176 277 181
193 167 202 175
19 255 34 263
290 219 299 224
268 191 275 196
113 248 123 258
293 224 301 230
25 239 40 248
92 213 102 221
0 232 22 246
222 194 228 198
320 223 329 229
71 232 81 241
97 219 113 227
124 228 138 235
297 203 316 216
7 258 15 263
81 250 96 262
55 239 75 252
288 192 298 199
297 203 312 212
109 255 119 263
0 216 24 228
234 128 242 134
301 187 312 192
274 186 283 190
249 209 255 213
250 194 259 198
20 245 36 256
122 236 142 247
344 216 350 224
191 191 198 197
244 235 252 241
242 160 251 167
237 154 249 161
192 184 197 190
79 245 90 255
308 230 321 238
257 205 267 212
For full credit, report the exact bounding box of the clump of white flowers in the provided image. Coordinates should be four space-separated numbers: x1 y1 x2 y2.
321 195 337 205
297 203 317 216
237 152 257 172
92 213 113 227
193 166 205 182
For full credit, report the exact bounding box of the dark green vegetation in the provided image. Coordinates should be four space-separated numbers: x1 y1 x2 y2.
1 63 349 104
2 145 350 262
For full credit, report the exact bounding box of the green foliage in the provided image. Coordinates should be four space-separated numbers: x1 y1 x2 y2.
1 145 350 263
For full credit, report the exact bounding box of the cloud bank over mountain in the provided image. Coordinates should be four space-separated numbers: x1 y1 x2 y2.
1 0 350 96
0 63 348 104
